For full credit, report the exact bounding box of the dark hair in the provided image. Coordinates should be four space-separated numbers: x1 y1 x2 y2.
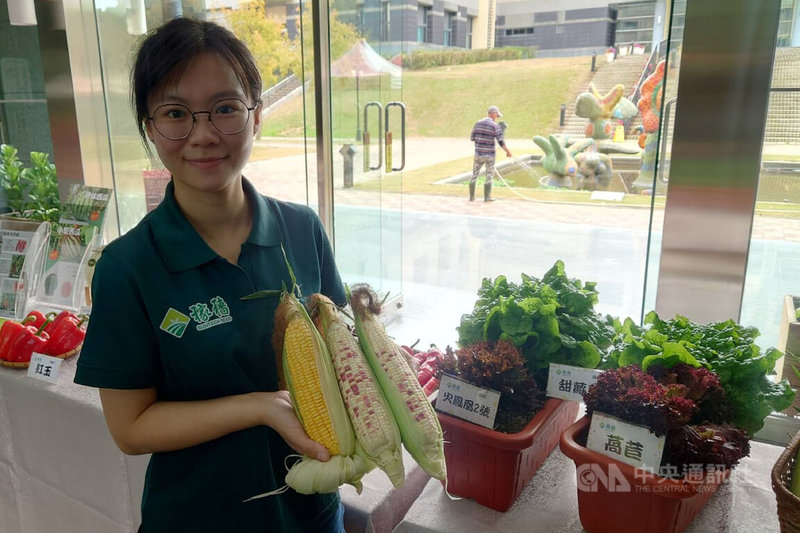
131 18 262 149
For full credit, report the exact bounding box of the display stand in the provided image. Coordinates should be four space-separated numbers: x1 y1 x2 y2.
34 185 111 311
0 217 50 320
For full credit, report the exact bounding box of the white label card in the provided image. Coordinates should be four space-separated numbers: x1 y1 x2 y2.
586 412 665 469
434 373 501 429
546 363 603 402
26 352 62 383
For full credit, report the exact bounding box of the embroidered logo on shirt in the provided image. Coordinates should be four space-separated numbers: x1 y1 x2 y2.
160 297 233 338
188 296 233 331
160 308 191 338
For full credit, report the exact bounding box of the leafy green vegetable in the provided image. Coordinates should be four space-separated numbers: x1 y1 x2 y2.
606 311 796 435
456 260 618 386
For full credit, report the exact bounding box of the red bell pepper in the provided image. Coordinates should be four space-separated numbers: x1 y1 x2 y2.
0 316 41 361
43 310 79 335
0 320 27 361
9 319 51 363
44 312 88 356
23 310 48 329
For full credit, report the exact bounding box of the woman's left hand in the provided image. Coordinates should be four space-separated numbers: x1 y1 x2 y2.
257 390 331 462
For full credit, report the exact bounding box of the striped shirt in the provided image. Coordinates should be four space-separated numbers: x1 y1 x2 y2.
470 117 505 157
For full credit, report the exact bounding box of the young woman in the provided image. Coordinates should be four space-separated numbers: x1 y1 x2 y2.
74 18 347 532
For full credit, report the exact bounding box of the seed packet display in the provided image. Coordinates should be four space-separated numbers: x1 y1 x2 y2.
37 185 112 309
0 221 50 319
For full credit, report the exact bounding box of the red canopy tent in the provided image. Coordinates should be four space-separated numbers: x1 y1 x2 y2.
330 39 402 82
330 40 401 140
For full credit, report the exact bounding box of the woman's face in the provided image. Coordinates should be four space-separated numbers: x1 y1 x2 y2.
145 52 261 196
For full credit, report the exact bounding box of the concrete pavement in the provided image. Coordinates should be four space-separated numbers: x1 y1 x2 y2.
244 137 800 242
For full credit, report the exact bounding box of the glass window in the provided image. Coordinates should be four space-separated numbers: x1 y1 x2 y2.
417 6 429 43
0 16 54 166
444 12 454 46
381 1 391 42
86 0 681 358
742 48 800 392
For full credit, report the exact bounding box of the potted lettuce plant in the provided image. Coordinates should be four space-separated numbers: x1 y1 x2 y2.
560 311 795 533
436 261 616 511
434 340 578 512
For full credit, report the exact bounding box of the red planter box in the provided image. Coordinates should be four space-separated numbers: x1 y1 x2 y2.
437 398 580 512
559 416 730 533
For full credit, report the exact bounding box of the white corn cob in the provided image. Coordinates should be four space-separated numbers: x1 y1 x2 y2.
310 293 406 488
348 285 447 481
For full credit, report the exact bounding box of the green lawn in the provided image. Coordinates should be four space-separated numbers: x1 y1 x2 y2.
261 56 591 140
256 55 800 217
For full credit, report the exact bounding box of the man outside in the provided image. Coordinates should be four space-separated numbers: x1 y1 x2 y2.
470 105 512 202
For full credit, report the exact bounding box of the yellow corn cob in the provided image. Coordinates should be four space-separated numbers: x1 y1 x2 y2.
310 293 405 489
348 285 447 481
283 316 342 454
262 291 371 496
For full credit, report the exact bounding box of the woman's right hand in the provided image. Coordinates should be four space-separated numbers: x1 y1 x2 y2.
258 390 331 462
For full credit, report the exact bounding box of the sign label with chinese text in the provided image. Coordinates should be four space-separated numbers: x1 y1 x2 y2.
546 363 603 402
26 352 62 383
587 412 665 469
434 373 500 429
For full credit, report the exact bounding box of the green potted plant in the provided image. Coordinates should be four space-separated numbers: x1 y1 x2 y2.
434 340 578 512
560 312 796 533
434 261 617 511
0 144 60 223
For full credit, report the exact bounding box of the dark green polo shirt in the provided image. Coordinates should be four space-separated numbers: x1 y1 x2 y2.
75 178 346 532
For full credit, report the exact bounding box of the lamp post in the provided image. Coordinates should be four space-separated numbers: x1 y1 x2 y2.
353 69 362 141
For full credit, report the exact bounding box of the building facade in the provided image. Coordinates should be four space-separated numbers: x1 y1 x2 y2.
332 0 481 55
283 0 797 56
494 0 616 55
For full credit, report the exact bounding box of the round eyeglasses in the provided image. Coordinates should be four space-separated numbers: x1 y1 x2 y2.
147 98 258 140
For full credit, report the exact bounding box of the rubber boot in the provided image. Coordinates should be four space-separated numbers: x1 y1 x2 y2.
484 183 496 202
469 182 476 201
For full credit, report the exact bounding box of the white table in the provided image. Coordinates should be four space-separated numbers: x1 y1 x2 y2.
0 358 428 533
393 441 784 533
0 357 148 533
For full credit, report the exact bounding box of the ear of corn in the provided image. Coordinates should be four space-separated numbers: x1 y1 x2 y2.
310 294 406 489
348 285 447 481
285 454 371 495
269 291 371 495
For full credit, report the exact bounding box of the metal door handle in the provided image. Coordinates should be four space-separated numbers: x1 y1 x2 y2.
363 102 383 172
384 102 406 172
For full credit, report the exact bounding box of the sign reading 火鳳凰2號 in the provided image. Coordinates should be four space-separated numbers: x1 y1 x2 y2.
586 412 665 469
434 373 501 429
546 363 603 403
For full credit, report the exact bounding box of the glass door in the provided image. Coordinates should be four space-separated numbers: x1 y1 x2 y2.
328 0 406 303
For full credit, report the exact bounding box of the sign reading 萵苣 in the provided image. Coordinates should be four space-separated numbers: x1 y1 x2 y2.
546 363 603 403
434 373 501 429
586 412 665 469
